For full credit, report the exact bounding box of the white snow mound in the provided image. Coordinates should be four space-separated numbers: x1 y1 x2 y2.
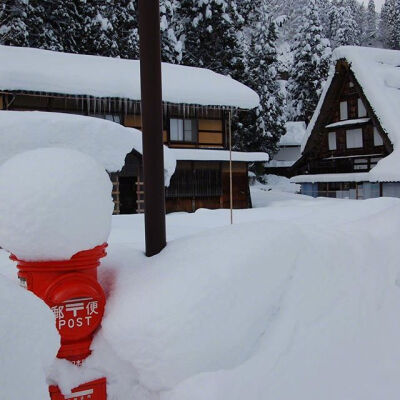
0 111 177 184
0 275 59 400
0 148 114 261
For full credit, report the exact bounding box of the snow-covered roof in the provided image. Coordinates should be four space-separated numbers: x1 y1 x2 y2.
0 45 259 109
301 46 400 182
267 160 296 168
291 172 370 184
325 118 370 129
279 121 307 146
0 111 176 184
171 148 269 163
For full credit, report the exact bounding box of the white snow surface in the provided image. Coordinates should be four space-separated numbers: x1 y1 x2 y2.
171 148 268 162
0 45 259 109
0 274 59 400
279 121 306 146
0 111 177 184
0 148 114 261
301 46 400 182
254 174 300 195
325 117 370 129
2 191 400 399
291 172 371 183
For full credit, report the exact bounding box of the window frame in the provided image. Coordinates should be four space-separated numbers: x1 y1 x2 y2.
340 101 348 121
357 98 367 118
346 128 363 149
373 127 384 147
169 117 198 144
328 131 337 150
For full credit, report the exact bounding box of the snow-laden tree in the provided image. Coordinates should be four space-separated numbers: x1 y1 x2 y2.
234 0 285 155
160 0 183 64
380 0 400 49
365 0 377 45
111 0 139 59
287 0 331 122
28 0 67 52
81 0 119 57
0 0 30 47
328 0 360 47
179 0 245 79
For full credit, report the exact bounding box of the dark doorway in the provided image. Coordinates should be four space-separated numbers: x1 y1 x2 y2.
119 177 137 214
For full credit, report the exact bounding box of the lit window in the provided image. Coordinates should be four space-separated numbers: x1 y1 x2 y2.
346 128 363 148
340 101 348 120
328 132 337 150
357 98 367 117
373 127 384 146
170 118 197 142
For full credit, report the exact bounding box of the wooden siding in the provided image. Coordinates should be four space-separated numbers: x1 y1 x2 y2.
296 61 392 177
124 114 141 128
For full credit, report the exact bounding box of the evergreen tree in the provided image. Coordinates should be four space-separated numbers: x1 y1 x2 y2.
112 0 139 59
28 0 63 52
234 0 285 155
0 0 31 47
288 0 332 122
386 0 400 49
379 0 393 46
81 0 119 57
328 0 360 47
160 0 183 63
366 0 377 45
179 0 245 79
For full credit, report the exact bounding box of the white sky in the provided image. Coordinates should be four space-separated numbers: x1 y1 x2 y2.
372 0 384 11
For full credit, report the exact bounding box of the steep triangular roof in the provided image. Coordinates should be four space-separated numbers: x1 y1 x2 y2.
299 46 400 182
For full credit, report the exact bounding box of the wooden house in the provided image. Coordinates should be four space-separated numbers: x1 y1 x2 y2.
266 121 306 177
291 46 400 199
0 45 267 213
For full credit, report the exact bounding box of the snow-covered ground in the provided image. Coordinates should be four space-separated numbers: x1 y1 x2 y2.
2 190 400 399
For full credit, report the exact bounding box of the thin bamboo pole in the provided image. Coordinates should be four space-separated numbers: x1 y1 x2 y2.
229 110 233 225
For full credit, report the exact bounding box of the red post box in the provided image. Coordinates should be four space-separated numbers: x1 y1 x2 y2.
10 243 108 399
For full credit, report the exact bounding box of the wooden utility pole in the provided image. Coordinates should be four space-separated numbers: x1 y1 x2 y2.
138 0 166 257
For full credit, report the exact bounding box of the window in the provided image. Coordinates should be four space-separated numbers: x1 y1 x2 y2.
349 81 355 88
328 132 337 150
357 98 367 117
170 118 197 142
340 101 348 120
346 128 363 148
373 127 384 146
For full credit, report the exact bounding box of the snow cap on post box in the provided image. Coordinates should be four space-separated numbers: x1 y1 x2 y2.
0 148 114 261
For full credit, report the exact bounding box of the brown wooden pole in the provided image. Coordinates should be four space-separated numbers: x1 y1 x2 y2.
138 0 166 257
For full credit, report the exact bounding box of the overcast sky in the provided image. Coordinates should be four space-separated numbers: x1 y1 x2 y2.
372 0 384 11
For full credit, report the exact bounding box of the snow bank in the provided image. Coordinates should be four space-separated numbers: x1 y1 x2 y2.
0 45 259 109
0 274 59 400
94 196 400 399
0 111 177 184
255 174 300 194
163 201 400 400
0 148 114 260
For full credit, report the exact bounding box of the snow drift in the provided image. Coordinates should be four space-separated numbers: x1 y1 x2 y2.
2 192 400 399
0 275 59 400
0 110 177 184
98 196 400 399
0 148 114 260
